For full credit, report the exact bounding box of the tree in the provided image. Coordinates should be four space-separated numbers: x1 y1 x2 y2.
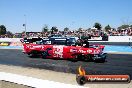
93 22 102 30
42 25 49 32
104 25 111 32
6 31 13 38
117 24 129 30
64 27 69 32
130 25 132 28
51 26 58 34
0 25 6 35
54 28 58 32
78 28 83 32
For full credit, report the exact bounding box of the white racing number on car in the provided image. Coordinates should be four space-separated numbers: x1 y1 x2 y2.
53 45 63 58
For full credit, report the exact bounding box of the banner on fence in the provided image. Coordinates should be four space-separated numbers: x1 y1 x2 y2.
0 42 11 46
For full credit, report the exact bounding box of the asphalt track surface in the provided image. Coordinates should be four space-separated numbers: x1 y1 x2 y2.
0 49 132 78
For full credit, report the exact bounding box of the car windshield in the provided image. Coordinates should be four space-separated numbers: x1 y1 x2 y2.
67 38 76 45
69 38 76 42
52 40 66 45
23 38 42 43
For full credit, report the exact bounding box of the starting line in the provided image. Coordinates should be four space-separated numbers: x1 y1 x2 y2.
0 72 88 88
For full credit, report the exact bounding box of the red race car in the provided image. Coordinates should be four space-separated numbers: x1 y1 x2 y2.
22 37 107 62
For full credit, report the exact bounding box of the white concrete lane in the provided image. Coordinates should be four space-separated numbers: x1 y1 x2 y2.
0 72 88 88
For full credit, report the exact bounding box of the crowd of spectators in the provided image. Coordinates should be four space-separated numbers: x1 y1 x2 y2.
107 28 132 36
0 27 132 38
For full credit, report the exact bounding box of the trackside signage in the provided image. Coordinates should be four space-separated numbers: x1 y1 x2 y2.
76 66 131 85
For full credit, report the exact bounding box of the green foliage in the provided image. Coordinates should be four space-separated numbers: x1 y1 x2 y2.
51 26 58 34
6 31 13 37
54 28 58 32
117 25 129 30
0 25 6 35
93 22 102 30
130 25 132 28
64 27 69 32
104 25 111 32
78 28 83 32
42 25 49 32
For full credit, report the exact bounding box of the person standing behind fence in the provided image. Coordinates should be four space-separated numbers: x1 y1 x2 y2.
83 38 89 48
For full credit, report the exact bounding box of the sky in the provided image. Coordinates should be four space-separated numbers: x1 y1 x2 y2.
0 0 132 33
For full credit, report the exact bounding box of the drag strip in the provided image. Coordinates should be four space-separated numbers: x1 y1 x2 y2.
0 49 132 78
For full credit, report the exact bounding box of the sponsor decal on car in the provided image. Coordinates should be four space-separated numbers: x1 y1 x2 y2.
53 46 63 58
70 48 77 53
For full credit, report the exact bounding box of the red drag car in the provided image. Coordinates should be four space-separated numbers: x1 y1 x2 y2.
22 37 106 62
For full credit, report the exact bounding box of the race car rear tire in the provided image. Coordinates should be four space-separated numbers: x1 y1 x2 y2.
84 55 92 62
70 55 78 62
100 55 106 63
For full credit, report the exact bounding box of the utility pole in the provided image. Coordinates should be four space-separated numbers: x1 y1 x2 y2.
24 15 27 37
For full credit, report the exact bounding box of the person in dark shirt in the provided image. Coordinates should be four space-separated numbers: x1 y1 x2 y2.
83 38 89 48
75 39 83 46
